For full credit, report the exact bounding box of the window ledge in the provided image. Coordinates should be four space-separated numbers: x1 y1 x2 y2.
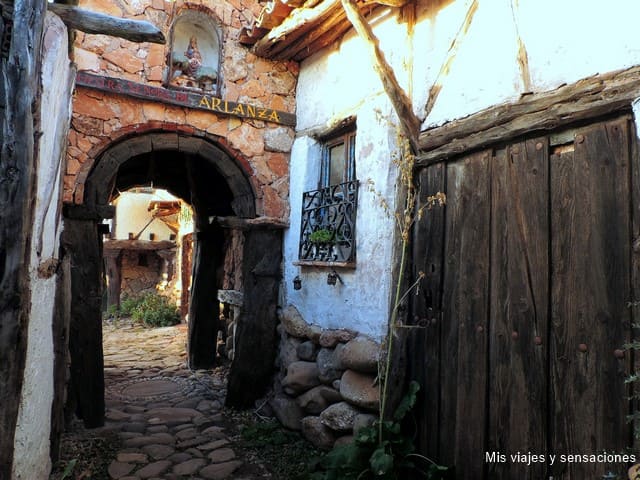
293 260 356 269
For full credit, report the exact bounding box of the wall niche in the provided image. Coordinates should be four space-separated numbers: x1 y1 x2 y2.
167 11 221 94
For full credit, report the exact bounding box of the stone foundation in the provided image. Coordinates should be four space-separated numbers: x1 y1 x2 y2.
269 304 381 450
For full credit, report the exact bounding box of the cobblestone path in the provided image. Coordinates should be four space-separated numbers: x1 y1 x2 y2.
97 320 270 480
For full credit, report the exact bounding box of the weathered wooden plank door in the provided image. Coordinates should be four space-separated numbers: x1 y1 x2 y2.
488 138 549 480
549 118 631 478
439 151 491 479
411 115 634 480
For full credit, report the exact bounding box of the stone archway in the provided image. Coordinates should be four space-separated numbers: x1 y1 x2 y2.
64 130 283 426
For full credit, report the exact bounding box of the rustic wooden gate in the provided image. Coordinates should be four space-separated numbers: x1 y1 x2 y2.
411 115 637 479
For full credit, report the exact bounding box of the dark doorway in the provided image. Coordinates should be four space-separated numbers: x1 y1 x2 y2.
63 132 260 427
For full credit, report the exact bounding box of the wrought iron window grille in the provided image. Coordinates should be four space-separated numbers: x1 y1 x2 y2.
298 180 358 264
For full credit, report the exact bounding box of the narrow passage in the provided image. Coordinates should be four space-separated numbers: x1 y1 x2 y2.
53 320 274 480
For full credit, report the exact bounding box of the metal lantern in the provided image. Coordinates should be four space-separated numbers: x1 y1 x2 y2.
293 275 302 290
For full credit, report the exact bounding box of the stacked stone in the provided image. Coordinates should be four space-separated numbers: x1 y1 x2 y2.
269 305 381 450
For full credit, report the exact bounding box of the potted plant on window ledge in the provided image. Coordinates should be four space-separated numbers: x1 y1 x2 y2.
308 228 335 260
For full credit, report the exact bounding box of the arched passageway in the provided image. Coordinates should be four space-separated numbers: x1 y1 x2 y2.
63 131 282 427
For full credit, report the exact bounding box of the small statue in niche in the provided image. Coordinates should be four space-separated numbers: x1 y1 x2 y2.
170 33 217 92
184 36 202 77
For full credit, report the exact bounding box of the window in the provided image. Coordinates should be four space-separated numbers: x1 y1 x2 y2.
321 130 356 188
298 123 358 265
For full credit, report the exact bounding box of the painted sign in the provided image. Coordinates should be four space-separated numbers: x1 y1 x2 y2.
76 71 296 127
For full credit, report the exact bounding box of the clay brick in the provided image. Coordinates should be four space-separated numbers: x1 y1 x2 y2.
66 157 82 176
186 109 216 132
266 152 288 178
164 107 186 125
206 120 228 137
227 124 264 157
116 100 145 126
74 92 114 120
104 49 144 74
241 79 264 99
262 185 285 219
74 48 101 72
72 115 104 136
77 135 94 153
142 102 167 122
146 44 166 68
147 66 164 82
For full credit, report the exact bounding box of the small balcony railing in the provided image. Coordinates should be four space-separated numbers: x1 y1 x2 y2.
298 180 358 264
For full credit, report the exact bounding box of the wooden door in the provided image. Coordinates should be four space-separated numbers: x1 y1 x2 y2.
411 115 634 480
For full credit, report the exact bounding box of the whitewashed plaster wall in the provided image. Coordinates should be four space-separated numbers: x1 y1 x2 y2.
413 0 640 128
285 46 401 340
113 189 179 241
285 0 640 340
12 13 73 480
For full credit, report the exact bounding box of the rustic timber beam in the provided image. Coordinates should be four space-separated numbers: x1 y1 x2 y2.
63 203 115 220
215 215 289 230
103 239 176 250
252 0 341 57
47 3 165 44
417 66 640 165
340 0 420 152
0 0 45 474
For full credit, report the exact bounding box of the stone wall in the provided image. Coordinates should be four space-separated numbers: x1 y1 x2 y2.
121 250 165 298
269 305 382 450
66 0 297 220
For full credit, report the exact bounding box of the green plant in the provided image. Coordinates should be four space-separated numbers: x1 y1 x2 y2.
311 382 448 479
309 228 335 244
131 292 180 327
59 458 77 480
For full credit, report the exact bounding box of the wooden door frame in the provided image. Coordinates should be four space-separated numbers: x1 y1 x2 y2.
65 132 286 424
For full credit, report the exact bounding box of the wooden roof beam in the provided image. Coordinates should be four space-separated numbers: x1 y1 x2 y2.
253 0 341 57
340 0 420 152
48 3 166 44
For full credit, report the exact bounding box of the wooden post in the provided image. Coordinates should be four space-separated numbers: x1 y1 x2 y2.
104 249 122 311
62 217 105 428
340 0 420 152
188 225 223 369
226 227 283 407
50 254 71 463
0 0 46 474
47 3 165 44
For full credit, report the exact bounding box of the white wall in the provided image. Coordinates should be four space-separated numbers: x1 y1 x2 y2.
285 0 640 340
12 13 73 480
414 0 640 128
113 189 179 241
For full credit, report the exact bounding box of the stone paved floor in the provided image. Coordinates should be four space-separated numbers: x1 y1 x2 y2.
99 320 271 480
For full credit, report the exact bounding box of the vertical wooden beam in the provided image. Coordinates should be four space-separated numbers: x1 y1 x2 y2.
63 217 105 428
50 253 71 463
188 226 223 369
0 0 46 475
104 249 122 310
340 0 420 152
226 227 282 408
409 162 446 460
